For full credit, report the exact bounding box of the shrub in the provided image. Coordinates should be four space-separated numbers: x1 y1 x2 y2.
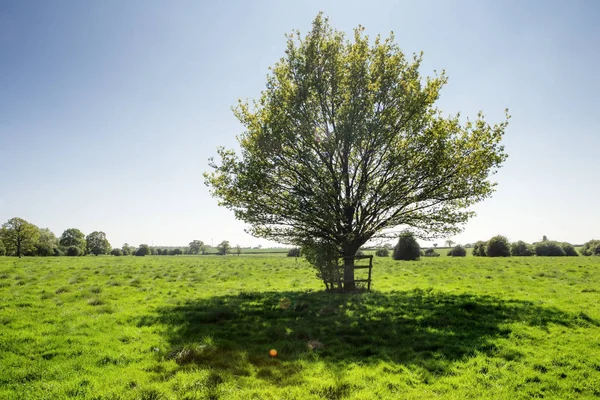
375 248 389 257
580 240 600 256
535 241 565 256
486 236 510 257
423 248 440 257
472 241 487 257
393 232 421 261
66 246 82 257
448 245 466 257
560 242 578 257
355 250 364 257
287 248 301 257
510 241 534 256
111 248 123 256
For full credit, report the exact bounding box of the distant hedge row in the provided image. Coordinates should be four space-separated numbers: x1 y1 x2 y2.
472 236 592 257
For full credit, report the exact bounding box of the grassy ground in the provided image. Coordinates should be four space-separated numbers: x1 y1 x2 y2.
0 255 598 399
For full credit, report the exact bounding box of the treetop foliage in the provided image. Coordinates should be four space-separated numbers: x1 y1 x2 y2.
204 13 509 258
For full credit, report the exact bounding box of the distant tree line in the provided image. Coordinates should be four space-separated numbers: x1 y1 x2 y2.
0 217 111 257
0 218 244 258
361 234 599 261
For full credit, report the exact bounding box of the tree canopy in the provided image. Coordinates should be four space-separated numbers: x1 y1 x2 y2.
86 231 111 255
188 240 206 255
59 228 86 253
204 14 509 289
0 218 40 258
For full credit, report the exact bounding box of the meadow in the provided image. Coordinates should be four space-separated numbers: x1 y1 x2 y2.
0 255 598 399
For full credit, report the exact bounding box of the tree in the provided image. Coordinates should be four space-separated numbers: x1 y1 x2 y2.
135 244 150 256
189 240 206 255
235 244 242 256
510 241 534 256
486 235 510 257
433 243 438 248
472 241 487 256
445 240 455 248
580 240 600 256
122 243 134 256
0 218 40 258
535 241 565 256
288 248 301 257
542 235 548 242
204 15 509 290
447 245 466 256
86 231 111 256
111 248 123 256
0 239 5 256
392 232 421 261
36 228 59 257
59 228 86 254
560 242 578 257
217 241 231 256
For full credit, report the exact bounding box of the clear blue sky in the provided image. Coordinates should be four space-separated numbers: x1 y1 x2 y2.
1 0 599 248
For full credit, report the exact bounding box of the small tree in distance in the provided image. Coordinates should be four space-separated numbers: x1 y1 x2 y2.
86 231 111 256
486 235 510 257
510 241 534 256
472 241 487 256
217 241 231 256
448 245 466 257
393 232 421 261
580 240 600 256
135 244 150 257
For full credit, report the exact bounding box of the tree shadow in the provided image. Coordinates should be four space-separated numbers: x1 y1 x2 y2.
138 289 597 386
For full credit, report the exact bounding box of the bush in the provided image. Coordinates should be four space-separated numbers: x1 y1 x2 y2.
510 241 534 256
448 245 466 257
423 248 440 257
355 250 364 257
393 232 421 261
66 246 82 256
580 240 600 256
472 241 487 257
53 248 63 256
486 236 510 257
560 242 578 257
375 248 389 257
287 248 301 257
535 241 565 256
111 248 123 256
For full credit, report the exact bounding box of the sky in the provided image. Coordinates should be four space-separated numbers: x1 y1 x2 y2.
1 0 599 248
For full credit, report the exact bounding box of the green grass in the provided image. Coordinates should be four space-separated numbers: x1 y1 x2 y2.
0 255 599 399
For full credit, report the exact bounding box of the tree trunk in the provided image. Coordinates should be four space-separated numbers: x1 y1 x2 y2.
343 256 355 291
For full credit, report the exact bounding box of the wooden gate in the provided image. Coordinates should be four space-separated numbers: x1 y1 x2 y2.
323 255 373 292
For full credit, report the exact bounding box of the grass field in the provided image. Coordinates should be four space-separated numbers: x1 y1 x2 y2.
0 255 599 399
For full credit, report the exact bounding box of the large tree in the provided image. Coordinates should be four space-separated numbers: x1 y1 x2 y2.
188 240 206 255
0 217 40 258
86 231 111 255
204 15 508 290
59 228 86 253
36 228 59 256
